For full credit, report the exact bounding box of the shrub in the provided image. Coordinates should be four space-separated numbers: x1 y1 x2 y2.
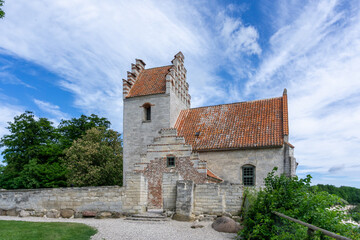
349 204 360 223
239 168 360 239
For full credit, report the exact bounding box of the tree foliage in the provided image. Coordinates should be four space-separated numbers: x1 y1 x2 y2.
240 168 360 239
0 111 65 188
314 184 360 205
58 114 110 149
0 0 4 19
349 205 360 222
64 127 123 187
0 111 120 189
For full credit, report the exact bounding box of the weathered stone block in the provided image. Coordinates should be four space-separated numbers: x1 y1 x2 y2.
46 209 60 218
6 208 18 216
60 209 74 218
82 211 97 217
95 211 112 219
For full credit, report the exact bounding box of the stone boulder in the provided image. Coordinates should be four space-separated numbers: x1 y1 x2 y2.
111 212 123 218
74 211 83 218
82 211 97 218
60 209 74 218
19 210 30 217
95 211 112 219
46 209 60 218
211 216 241 233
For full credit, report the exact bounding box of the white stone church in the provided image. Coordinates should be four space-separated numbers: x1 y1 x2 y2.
122 52 297 209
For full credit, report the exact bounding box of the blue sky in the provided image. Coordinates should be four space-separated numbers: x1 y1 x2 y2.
1 0 360 187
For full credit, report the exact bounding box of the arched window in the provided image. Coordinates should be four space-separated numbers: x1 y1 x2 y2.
142 103 151 121
242 165 255 186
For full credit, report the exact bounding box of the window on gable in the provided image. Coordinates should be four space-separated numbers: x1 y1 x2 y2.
242 165 255 186
167 157 175 167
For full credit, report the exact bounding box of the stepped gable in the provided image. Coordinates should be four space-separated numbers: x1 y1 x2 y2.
175 91 289 151
126 65 172 98
123 52 191 106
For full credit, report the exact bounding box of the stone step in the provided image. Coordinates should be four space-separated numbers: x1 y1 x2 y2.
131 213 166 219
124 217 170 221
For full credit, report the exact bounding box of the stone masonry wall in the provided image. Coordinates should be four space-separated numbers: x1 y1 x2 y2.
0 172 147 217
123 94 171 185
139 156 207 209
162 172 182 211
193 183 243 215
199 147 286 186
175 181 244 218
0 186 124 214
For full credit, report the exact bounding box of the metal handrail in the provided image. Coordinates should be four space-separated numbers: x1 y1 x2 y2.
273 211 352 240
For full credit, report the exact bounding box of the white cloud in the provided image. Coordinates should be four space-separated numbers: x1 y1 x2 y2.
0 0 221 130
219 13 261 56
0 0 263 123
244 0 360 184
1 0 359 187
0 103 23 138
33 99 69 123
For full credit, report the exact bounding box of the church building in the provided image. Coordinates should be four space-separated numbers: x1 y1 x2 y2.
122 52 296 209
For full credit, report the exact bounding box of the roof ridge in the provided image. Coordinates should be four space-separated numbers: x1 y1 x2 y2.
188 96 283 110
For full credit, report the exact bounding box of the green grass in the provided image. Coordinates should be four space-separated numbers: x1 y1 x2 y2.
0 220 97 240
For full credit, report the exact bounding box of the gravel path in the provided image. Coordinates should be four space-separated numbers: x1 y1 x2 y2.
0 216 237 240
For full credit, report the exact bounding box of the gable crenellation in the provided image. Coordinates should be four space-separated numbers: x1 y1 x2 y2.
166 52 191 108
122 58 146 98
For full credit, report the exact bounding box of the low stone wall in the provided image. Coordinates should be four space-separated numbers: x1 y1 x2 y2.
193 183 243 215
0 172 147 218
0 186 124 212
0 173 243 219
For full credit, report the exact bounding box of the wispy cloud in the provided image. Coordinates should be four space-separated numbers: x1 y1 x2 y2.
0 102 24 138
33 99 69 122
0 0 359 186
0 0 262 127
244 0 360 184
0 65 34 88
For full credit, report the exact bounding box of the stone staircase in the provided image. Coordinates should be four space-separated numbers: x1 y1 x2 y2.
125 209 169 222
133 128 208 175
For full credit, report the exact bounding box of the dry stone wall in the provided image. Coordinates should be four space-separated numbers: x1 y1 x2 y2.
175 181 243 218
193 183 243 215
0 186 124 217
0 172 147 218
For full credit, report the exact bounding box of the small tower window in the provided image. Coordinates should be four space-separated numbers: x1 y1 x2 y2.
242 165 255 186
167 157 175 167
145 106 151 120
142 103 151 121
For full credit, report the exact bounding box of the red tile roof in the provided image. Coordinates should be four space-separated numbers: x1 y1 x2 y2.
126 65 172 98
175 94 289 151
207 169 223 182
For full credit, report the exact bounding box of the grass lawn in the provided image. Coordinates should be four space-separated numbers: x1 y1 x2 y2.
0 220 97 240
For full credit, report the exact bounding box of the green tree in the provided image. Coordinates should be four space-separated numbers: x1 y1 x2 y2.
240 168 360 239
315 184 360 204
64 127 122 187
0 0 4 19
58 114 110 149
0 111 66 189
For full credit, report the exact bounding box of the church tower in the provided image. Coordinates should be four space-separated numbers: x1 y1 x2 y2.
122 52 190 184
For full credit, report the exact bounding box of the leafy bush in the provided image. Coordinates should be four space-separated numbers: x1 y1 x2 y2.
239 168 360 239
349 205 360 223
